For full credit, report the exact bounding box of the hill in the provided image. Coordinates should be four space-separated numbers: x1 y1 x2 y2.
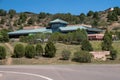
0 7 120 31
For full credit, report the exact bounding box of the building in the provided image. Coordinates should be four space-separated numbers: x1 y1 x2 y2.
8 19 103 38
88 34 104 40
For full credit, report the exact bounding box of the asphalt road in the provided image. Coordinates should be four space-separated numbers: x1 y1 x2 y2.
0 64 120 80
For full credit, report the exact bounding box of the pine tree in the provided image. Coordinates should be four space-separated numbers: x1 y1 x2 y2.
36 43 43 56
81 39 93 51
102 30 112 51
45 42 56 58
13 44 25 58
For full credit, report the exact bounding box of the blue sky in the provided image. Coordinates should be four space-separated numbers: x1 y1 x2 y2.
0 0 120 15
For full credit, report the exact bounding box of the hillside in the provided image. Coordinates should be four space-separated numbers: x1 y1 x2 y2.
0 7 120 31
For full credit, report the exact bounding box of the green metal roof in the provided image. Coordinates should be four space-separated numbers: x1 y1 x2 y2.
50 19 68 24
8 28 52 35
59 26 103 32
87 27 103 32
59 26 87 31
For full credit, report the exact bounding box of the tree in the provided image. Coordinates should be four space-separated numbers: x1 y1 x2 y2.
107 12 118 21
87 11 94 17
61 49 71 60
79 13 86 23
81 39 93 51
39 12 47 19
27 17 34 25
92 20 99 27
113 7 120 15
8 9 16 18
110 49 117 60
0 46 6 59
102 30 112 51
0 18 5 24
36 43 43 56
0 30 9 42
19 13 27 23
74 29 88 43
45 42 56 58
93 12 99 20
25 44 36 58
13 44 25 58
73 51 92 63
0 9 7 16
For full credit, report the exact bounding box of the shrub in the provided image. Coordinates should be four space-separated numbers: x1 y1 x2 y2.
36 43 43 56
25 44 36 58
0 46 6 59
45 42 56 58
61 49 71 60
81 40 93 51
73 51 92 63
110 49 117 60
13 44 25 58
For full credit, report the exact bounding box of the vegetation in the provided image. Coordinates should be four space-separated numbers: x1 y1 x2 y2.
0 29 9 42
0 46 6 59
61 49 71 60
8 9 16 19
102 30 112 51
81 40 93 51
0 7 120 30
45 42 56 58
13 44 25 58
73 51 92 63
36 43 43 56
110 49 117 60
25 44 36 58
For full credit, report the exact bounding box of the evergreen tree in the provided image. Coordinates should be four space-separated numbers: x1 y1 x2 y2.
102 30 112 51
8 9 16 18
19 13 27 23
0 18 5 24
0 46 6 59
79 13 86 23
45 42 56 58
13 44 25 58
81 39 93 51
0 9 7 16
25 44 36 58
93 12 99 20
39 12 47 19
36 43 43 56
87 11 94 17
107 12 118 21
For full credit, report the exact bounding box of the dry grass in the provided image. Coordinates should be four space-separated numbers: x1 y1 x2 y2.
1 41 120 65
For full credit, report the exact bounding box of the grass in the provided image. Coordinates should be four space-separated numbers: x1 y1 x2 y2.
1 40 120 65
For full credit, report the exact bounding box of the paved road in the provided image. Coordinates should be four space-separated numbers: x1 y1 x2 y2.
0 64 120 80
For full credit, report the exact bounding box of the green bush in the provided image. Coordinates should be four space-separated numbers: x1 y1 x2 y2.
45 42 56 58
25 44 36 58
0 46 6 59
110 49 117 60
73 51 92 63
81 40 93 51
36 43 43 56
13 44 25 58
61 49 71 60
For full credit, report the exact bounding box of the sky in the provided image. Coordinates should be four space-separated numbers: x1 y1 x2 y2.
0 0 120 15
